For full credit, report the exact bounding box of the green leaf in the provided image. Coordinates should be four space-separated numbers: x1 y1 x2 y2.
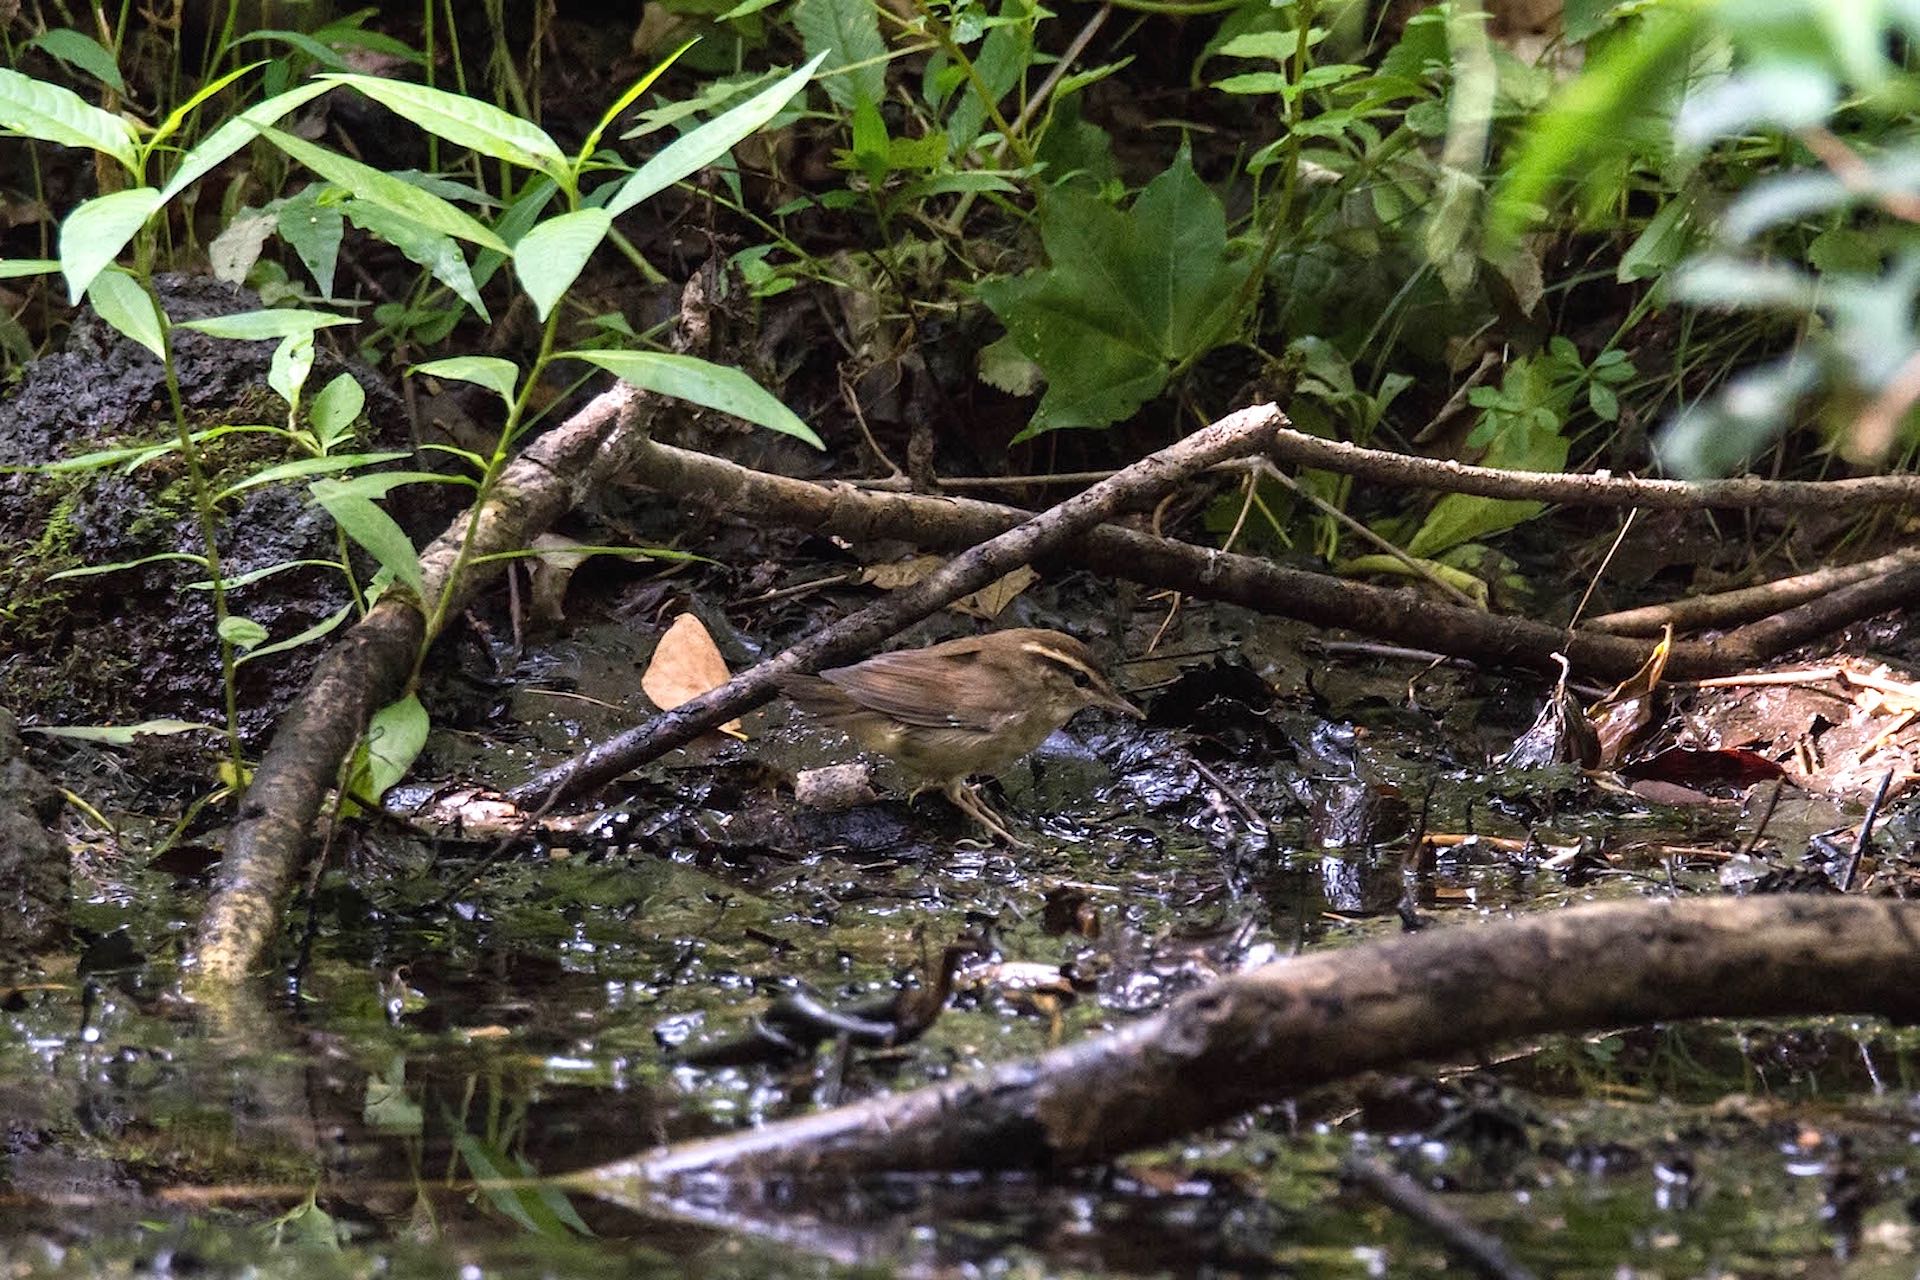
514 208 611 321
236 600 354 666
569 350 823 447
977 149 1249 436
349 694 428 801
0 67 138 169
268 330 315 406
151 62 263 152
1488 5 1706 245
46 550 207 581
278 185 345 296
217 450 409 501
26 718 221 743
605 53 826 218
0 258 59 278
947 0 1034 152
1617 191 1694 283
260 125 508 251
577 41 696 168
59 187 163 302
219 614 270 651
310 372 366 448
320 74 571 184
177 308 357 340
343 199 488 319
792 0 887 111
310 479 425 594
161 81 334 201
25 29 127 94
412 355 520 406
84 268 165 358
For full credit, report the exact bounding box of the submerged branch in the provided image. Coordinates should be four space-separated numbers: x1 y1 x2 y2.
581 896 1920 1187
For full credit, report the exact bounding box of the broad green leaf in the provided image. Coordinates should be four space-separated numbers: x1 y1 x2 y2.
1406 416 1569 558
85 268 166 358
235 29 353 71
317 470 469 499
219 614 270 650
344 199 488 319
311 479 424 594
260 125 508 251
268 330 315 406
59 187 163 302
0 67 138 169
793 0 886 111
217 450 409 501
161 80 334 201
570 349 823 447
47 550 206 581
976 150 1249 437
310 372 366 447
350 693 429 800
26 718 221 743
605 53 826 218
320 74 570 183
0 258 59 278
178 308 357 340
412 355 520 406
25 29 127 94
473 178 558 291
514 208 611 321
278 185 346 296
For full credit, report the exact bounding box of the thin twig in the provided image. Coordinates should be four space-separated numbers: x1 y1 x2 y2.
1341 1155 1539 1280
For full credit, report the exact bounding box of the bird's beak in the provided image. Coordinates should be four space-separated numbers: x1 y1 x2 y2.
1099 687 1146 720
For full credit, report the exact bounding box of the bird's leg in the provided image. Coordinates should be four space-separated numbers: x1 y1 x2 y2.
942 780 1028 849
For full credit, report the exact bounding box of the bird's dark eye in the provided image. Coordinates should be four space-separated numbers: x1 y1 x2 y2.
1071 669 1092 688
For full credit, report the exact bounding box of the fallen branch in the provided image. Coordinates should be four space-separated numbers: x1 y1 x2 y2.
1586 547 1920 635
586 434 1920 681
577 895 1920 1187
508 403 1288 808
1267 428 1920 509
190 385 654 986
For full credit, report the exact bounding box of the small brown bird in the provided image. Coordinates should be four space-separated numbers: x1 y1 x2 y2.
781 628 1143 844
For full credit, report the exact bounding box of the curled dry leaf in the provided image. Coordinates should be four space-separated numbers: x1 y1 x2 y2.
861 554 1039 619
641 612 746 739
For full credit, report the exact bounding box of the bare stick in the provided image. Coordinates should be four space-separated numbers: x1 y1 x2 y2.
1342 1156 1538 1280
508 404 1288 808
1588 547 1920 636
576 896 1920 1185
1267 428 1920 510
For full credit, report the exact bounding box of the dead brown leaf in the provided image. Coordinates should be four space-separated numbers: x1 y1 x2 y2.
641 613 746 739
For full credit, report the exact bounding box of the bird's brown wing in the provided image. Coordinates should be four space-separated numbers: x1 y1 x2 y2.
813 645 1015 733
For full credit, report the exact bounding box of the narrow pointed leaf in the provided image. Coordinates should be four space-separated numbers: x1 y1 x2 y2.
321 74 570 183
161 80 333 201
605 53 825 218
570 349 821 446
259 125 507 251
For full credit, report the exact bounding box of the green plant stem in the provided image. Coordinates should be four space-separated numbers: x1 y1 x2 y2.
416 310 563 659
919 1 1038 170
1219 0 1317 348
148 283 247 780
